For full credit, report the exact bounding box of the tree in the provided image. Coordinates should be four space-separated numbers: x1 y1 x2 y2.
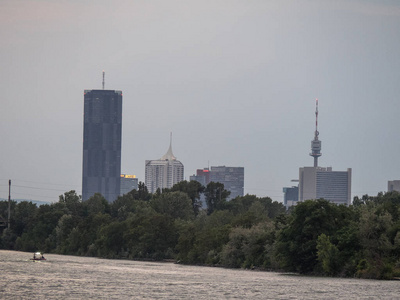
150 191 194 221
204 182 230 215
59 190 82 216
96 220 128 258
274 199 352 274
357 204 395 279
13 201 37 236
123 205 178 260
84 193 109 215
316 234 340 276
227 195 285 227
169 180 205 215
220 222 275 269
110 193 136 220
76 212 112 256
179 210 233 264
55 214 75 254
130 182 151 201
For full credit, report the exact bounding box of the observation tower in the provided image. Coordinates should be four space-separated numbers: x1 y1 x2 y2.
310 98 321 167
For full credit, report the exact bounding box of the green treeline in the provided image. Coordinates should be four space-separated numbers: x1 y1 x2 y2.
1 181 400 279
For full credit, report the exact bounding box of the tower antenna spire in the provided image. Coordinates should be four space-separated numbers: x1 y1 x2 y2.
102 70 105 90
315 98 318 133
310 98 322 167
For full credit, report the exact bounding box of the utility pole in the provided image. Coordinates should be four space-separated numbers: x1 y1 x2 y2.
8 179 11 229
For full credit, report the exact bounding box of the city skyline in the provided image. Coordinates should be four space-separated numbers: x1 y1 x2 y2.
1 1 399 203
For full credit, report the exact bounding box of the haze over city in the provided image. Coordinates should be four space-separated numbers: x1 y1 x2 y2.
1 1 399 203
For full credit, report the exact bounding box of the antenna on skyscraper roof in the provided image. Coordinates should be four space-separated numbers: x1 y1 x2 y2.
102 70 105 90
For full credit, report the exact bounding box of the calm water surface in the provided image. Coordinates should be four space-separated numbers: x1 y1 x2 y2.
0 250 399 299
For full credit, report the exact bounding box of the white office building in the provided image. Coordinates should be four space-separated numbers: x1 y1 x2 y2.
299 167 352 205
145 141 184 193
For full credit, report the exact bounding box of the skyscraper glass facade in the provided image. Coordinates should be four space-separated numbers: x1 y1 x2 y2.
210 166 244 200
82 89 122 202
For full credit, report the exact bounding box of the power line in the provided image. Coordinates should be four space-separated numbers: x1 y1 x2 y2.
12 184 73 192
4 179 79 188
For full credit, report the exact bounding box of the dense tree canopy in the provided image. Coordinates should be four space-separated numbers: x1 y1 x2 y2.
1 184 399 279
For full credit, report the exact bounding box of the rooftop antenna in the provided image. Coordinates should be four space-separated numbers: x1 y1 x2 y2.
310 98 322 167
102 70 105 90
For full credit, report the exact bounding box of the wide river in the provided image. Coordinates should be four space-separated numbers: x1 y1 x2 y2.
0 250 399 299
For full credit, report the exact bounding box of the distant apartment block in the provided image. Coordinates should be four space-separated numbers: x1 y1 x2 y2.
299 167 352 205
145 141 184 193
190 166 244 200
82 89 122 202
120 174 138 195
388 180 400 192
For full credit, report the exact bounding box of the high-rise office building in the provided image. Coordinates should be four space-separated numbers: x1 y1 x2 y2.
283 185 299 209
82 82 122 202
145 139 184 193
299 167 352 205
210 166 244 200
189 168 211 186
388 180 400 192
190 166 244 200
120 174 139 195
189 169 211 209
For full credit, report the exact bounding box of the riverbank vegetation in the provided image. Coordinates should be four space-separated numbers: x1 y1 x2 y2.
1 181 399 279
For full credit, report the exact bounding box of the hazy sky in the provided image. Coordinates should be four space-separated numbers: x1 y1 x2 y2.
1 0 399 203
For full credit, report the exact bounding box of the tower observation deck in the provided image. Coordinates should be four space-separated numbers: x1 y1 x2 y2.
310 98 321 167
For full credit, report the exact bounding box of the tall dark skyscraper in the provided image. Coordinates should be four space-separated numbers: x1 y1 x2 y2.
82 87 122 202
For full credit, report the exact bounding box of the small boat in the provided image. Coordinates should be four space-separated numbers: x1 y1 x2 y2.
30 252 46 261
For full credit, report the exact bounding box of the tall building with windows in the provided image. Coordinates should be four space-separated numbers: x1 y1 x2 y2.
283 185 299 209
388 180 400 192
82 88 122 202
210 166 244 200
120 174 138 195
299 167 352 205
189 168 211 186
190 166 244 200
145 140 184 193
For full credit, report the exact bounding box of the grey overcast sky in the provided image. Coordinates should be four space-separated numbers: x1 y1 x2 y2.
1 0 399 203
